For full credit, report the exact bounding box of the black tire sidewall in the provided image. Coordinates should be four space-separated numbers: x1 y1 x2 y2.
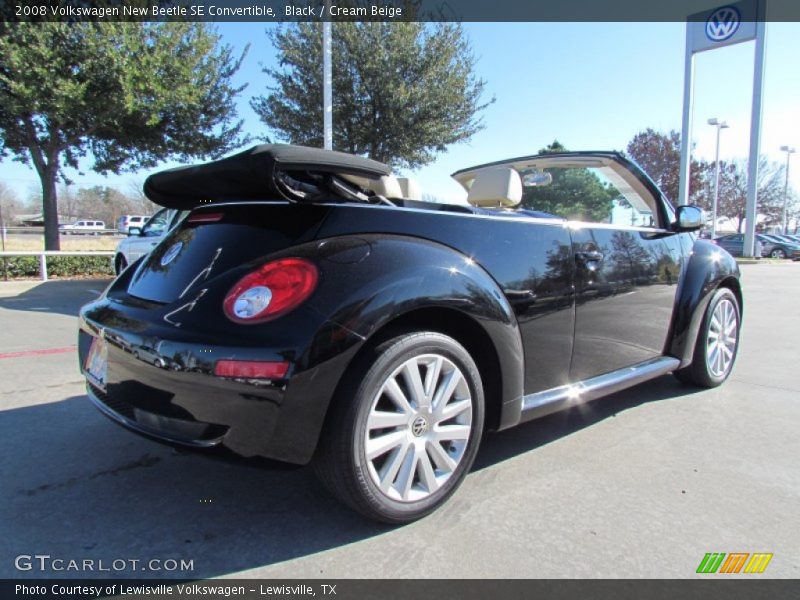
349 332 484 522
694 288 741 386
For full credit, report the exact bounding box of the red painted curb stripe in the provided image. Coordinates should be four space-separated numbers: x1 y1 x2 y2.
0 345 77 360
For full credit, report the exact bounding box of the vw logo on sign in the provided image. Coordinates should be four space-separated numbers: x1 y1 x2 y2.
705 5 741 42
160 241 183 266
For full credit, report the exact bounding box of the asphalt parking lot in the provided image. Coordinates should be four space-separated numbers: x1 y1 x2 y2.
1 263 798 579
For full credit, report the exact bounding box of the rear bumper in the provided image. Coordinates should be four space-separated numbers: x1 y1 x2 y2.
78 294 364 464
87 382 226 448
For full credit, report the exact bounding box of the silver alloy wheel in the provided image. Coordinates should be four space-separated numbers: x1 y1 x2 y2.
771 248 786 259
705 298 738 378
363 353 472 503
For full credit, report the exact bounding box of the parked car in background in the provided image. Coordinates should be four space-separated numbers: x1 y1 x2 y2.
117 215 150 234
758 234 800 259
714 233 800 260
113 208 185 274
786 234 800 244
81 144 742 523
713 234 748 256
59 220 105 235
770 233 800 248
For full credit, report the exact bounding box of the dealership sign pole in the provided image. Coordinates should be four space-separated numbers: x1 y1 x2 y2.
678 0 766 257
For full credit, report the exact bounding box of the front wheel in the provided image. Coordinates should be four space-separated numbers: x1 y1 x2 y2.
770 248 787 259
314 332 484 524
674 288 740 388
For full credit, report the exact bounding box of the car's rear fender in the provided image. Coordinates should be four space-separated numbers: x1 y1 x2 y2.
283 234 526 451
666 238 742 367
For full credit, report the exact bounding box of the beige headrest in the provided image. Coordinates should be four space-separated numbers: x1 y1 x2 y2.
368 175 403 198
339 173 403 198
467 167 522 208
397 177 422 201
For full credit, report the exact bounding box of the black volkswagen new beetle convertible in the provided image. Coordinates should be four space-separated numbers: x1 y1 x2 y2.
79 144 741 522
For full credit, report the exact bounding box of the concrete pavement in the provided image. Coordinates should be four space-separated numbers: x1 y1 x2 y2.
1 265 798 579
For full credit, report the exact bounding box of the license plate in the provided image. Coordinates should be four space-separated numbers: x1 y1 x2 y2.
85 334 108 391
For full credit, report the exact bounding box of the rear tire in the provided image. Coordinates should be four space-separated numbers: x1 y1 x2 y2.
673 288 740 388
314 331 484 524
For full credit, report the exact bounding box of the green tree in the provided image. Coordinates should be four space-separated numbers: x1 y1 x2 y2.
625 128 707 204
522 141 618 222
252 22 491 169
0 22 247 249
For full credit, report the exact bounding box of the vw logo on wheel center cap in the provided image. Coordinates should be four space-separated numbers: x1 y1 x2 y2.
160 241 183 266
411 416 429 437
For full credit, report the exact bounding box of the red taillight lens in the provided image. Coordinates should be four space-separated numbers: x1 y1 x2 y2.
214 360 290 379
188 212 225 224
223 258 318 324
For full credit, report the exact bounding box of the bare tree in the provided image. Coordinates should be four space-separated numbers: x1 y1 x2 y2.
694 156 787 232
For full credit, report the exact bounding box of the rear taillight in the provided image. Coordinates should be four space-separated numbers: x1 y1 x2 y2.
223 258 318 324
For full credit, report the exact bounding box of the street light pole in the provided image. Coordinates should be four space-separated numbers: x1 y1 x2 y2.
779 145 795 234
707 118 729 239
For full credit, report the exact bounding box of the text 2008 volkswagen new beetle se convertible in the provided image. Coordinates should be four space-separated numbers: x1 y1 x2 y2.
79 144 742 523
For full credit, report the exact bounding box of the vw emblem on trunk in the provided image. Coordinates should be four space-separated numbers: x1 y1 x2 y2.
705 6 741 42
160 241 183 266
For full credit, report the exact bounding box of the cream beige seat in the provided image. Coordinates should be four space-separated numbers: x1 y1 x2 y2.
397 177 422 201
466 167 522 208
340 173 403 199
367 175 403 199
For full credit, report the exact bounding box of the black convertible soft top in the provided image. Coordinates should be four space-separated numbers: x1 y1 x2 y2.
144 144 392 209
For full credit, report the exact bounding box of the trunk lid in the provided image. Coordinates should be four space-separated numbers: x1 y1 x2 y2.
127 203 328 304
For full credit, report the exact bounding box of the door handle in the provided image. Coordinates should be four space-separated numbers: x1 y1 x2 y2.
575 250 604 263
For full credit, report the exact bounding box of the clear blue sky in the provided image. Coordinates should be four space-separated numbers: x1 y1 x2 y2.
2 21 798 204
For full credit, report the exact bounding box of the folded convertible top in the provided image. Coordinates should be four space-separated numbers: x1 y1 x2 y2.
144 144 392 209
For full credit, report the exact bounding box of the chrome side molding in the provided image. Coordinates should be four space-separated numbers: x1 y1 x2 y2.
520 356 681 423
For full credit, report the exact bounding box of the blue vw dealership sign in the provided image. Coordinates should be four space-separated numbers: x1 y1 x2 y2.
687 0 758 53
678 0 766 259
705 5 742 42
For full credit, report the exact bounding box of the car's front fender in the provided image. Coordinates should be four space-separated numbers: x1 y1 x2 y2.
667 238 741 366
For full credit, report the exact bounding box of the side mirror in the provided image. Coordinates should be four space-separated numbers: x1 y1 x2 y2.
674 205 705 232
128 227 142 237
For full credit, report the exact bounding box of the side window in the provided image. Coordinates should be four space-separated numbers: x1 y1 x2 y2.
521 166 660 228
141 209 171 237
